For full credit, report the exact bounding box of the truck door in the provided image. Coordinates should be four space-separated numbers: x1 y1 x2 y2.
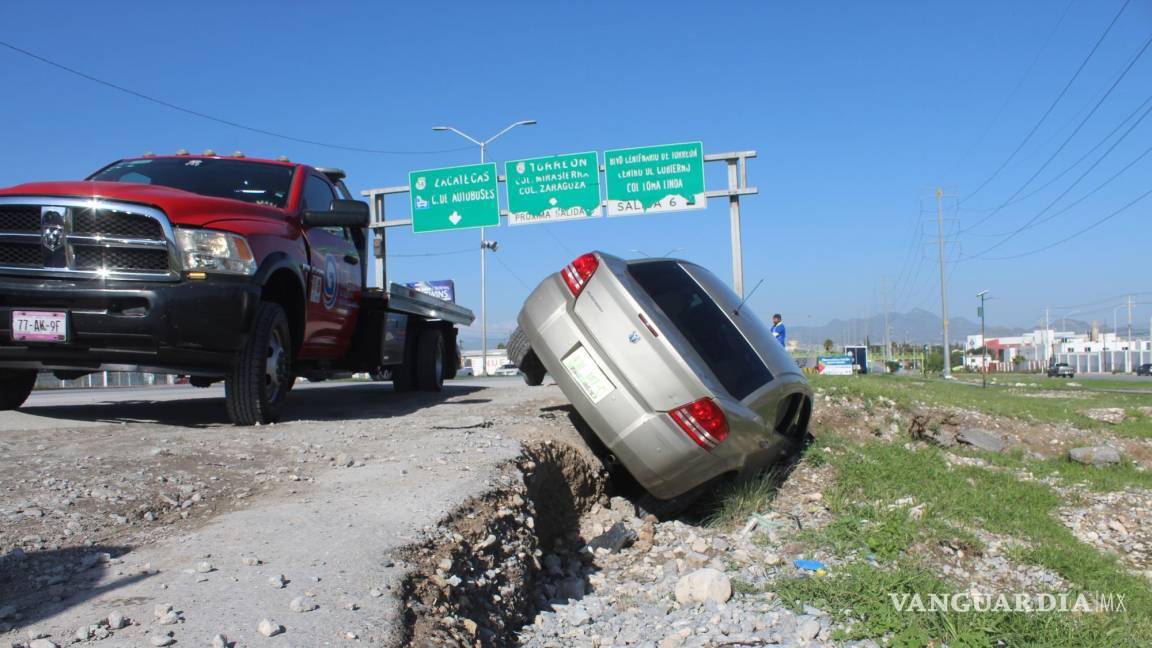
300 174 361 357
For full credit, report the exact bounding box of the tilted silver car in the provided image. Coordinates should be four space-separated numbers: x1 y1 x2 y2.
510 252 812 510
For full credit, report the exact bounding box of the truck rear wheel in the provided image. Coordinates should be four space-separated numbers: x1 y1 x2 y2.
0 369 37 410
416 329 444 391
226 302 294 425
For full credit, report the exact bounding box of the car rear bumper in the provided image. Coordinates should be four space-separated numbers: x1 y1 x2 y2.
519 275 742 499
0 275 259 375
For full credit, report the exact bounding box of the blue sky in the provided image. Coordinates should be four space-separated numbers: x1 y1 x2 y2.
2 0 1150 347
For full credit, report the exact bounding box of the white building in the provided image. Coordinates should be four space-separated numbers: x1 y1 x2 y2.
965 329 1152 373
461 350 510 375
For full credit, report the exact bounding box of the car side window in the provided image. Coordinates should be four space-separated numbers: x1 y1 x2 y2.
302 175 347 239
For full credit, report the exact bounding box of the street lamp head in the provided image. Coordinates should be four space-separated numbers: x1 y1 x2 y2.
431 126 450 131
518 120 538 126
977 290 989 297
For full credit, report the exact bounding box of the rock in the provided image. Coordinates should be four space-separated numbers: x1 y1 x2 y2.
1084 408 1126 425
556 577 585 600
335 453 354 467
257 619 283 637
956 428 1006 453
154 604 174 619
796 618 821 641
242 556 262 566
432 416 488 429
29 639 58 648
269 574 286 588
586 521 638 554
211 634 228 648
369 587 383 598
922 428 957 448
156 610 181 625
289 596 318 613
1069 446 1122 466
150 633 176 647
674 568 732 605
195 561 214 573
107 611 127 629
609 496 636 517
75 626 92 641
1109 519 1129 536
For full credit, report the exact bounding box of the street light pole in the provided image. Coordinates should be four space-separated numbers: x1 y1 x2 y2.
432 120 537 376
977 290 988 388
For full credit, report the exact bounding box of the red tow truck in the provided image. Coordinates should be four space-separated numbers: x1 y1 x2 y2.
0 152 473 424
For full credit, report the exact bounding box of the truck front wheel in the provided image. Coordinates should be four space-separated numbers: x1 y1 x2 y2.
226 302 294 425
0 369 37 410
415 329 444 392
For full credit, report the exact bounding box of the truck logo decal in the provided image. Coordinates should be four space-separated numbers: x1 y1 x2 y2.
628 330 640 344
322 255 339 310
42 224 64 251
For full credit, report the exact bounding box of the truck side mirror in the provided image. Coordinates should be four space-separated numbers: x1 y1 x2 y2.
302 199 370 228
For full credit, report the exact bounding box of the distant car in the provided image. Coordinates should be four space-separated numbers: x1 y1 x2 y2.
492 363 521 377
510 251 812 515
1137 364 1152 377
1047 363 1075 378
456 366 475 377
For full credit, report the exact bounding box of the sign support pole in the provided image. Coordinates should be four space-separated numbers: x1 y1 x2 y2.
727 158 744 299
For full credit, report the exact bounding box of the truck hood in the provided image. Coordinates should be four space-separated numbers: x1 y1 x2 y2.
0 181 290 227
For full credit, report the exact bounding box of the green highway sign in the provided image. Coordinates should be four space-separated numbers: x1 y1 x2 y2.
409 162 499 233
505 152 602 226
604 142 706 217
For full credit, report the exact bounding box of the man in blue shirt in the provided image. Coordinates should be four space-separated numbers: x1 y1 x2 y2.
771 314 786 347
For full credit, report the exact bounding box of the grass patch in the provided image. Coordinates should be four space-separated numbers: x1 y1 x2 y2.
705 469 782 529
811 374 1152 439
775 561 1139 646
964 446 1152 493
774 439 1152 644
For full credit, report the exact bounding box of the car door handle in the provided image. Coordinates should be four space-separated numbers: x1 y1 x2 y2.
343 254 359 265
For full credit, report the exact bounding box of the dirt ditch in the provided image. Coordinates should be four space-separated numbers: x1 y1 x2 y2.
397 441 606 647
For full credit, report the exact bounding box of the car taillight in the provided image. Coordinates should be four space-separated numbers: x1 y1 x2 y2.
668 398 729 451
561 253 599 296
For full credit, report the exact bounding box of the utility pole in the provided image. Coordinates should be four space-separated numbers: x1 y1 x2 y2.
881 277 891 369
977 290 988 388
432 120 537 376
1128 295 1134 373
1045 307 1051 368
935 187 951 378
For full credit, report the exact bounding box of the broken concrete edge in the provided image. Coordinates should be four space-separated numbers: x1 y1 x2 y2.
391 441 606 647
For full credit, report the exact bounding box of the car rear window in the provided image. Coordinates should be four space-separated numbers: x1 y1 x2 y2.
628 261 773 400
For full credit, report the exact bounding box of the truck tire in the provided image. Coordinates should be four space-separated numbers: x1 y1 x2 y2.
415 329 444 392
225 302 294 425
0 369 37 410
392 362 416 392
508 326 545 386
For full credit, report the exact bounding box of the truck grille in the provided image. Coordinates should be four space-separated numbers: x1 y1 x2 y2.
0 197 176 280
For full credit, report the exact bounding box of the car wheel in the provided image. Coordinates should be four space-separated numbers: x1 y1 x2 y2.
226 302 294 426
415 328 445 392
0 369 37 410
507 326 532 367
520 349 546 387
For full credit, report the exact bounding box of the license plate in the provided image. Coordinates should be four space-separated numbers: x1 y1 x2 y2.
562 346 615 403
12 310 68 342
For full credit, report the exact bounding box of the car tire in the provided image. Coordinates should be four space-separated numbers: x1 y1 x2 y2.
225 302 294 426
392 361 416 392
415 328 445 392
507 326 532 367
0 369 37 410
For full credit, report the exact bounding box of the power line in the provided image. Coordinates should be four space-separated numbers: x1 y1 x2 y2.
947 0 1076 177
965 98 1152 258
983 186 1152 260
0 40 473 156
959 90 1152 230
960 31 1152 233
960 0 1132 204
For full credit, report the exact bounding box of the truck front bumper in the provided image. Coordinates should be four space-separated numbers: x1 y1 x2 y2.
0 276 260 376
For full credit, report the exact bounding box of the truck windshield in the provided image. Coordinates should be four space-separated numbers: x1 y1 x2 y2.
88 158 294 208
628 260 773 400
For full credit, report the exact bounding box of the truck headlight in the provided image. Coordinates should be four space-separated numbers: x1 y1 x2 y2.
175 228 256 275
